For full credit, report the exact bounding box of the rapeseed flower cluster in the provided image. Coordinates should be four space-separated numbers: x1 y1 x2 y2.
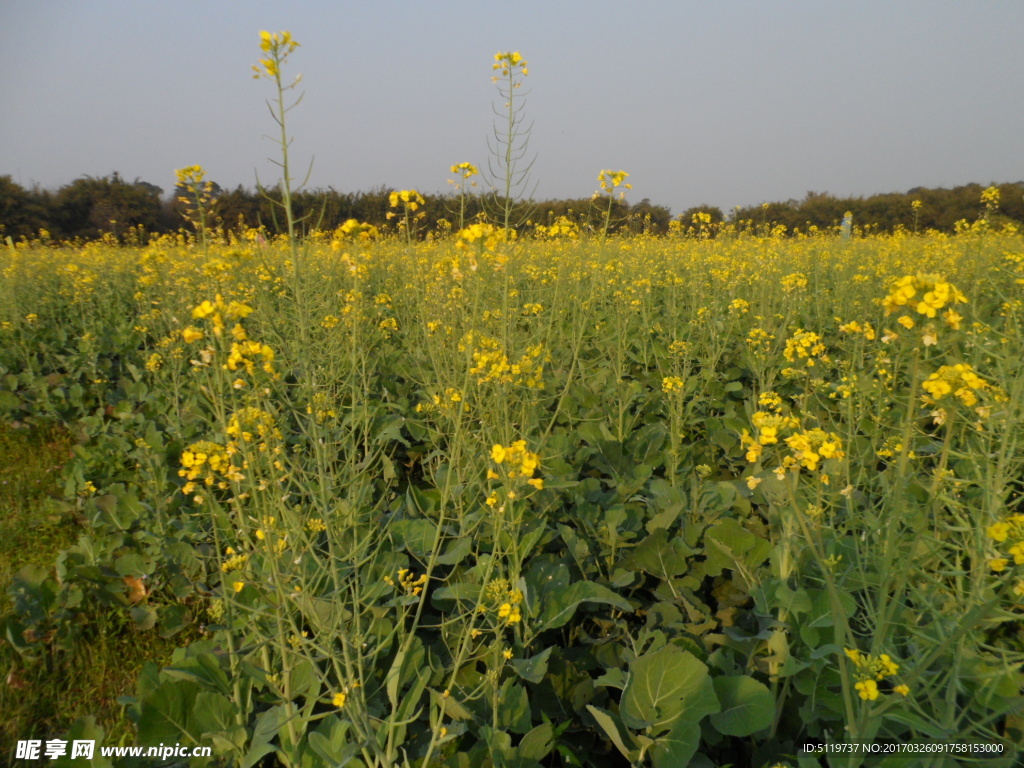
455 221 506 254
383 568 429 597
492 51 528 78
479 578 525 624
783 329 829 368
533 215 580 240
179 440 243 497
489 441 542 487
387 189 425 214
332 219 379 242
220 546 249 573
758 391 784 412
252 30 299 80
784 429 845 472
186 297 278 384
330 680 361 710
175 165 217 233
741 416 844 474
661 376 686 394
844 648 909 700
449 162 479 183
986 514 1024 576
597 170 632 195
881 274 967 325
225 340 276 378
306 392 338 424
746 328 775 355
226 407 282 452
920 363 990 407
781 272 808 293
462 332 548 389
728 298 750 315
838 320 877 341
414 388 469 415
191 295 254 338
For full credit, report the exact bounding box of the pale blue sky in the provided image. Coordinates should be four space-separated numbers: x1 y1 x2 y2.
2 0 1022 215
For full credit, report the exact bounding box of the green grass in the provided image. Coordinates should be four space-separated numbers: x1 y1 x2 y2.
0 422 182 750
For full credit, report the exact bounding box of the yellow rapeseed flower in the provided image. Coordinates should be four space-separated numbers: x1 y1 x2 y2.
855 679 879 700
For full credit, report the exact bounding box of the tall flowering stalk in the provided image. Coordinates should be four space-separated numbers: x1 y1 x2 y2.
448 162 479 230
484 52 536 236
174 164 217 252
252 30 307 247
595 169 632 240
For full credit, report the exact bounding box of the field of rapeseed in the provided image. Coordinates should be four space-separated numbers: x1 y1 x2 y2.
4 219 1024 767
3 33 1024 768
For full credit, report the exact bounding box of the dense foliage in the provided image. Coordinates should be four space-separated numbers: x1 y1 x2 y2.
3 222 1024 767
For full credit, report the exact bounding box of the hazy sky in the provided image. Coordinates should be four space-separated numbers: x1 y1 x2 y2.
3 0 1022 216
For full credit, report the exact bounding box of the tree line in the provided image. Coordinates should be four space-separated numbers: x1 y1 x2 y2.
1 172 1020 242
729 183 1024 234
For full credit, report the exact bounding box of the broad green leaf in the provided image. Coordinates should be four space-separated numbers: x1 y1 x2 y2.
703 518 771 576
515 722 554 762
497 679 531 733
510 646 553 684
774 581 812 616
192 691 236 736
288 658 319 698
130 604 157 631
649 718 702 768
114 553 151 576
50 717 113 768
306 716 359 766
136 679 201 746
586 705 637 761
536 579 632 631
626 529 695 580
240 743 276 768
390 518 436 557
619 645 719 734
431 688 474 721
252 704 288 746
709 675 775 736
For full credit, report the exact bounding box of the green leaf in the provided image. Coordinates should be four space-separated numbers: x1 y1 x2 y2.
649 718 702 768
709 675 775 736
306 716 359 766
390 518 436 557
626 529 695 580
619 644 719 735
703 518 771 576
510 646 553 684
288 658 319 698
586 705 637 762
130 604 158 631
882 710 950 739
50 717 113 768
774 581 812 616
240 742 276 768
431 688 474 721
0 390 21 413
135 679 201 746
252 704 288 746
192 691 236 736
536 579 632 631
435 536 472 565
497 679 531 734
515 722 554 762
